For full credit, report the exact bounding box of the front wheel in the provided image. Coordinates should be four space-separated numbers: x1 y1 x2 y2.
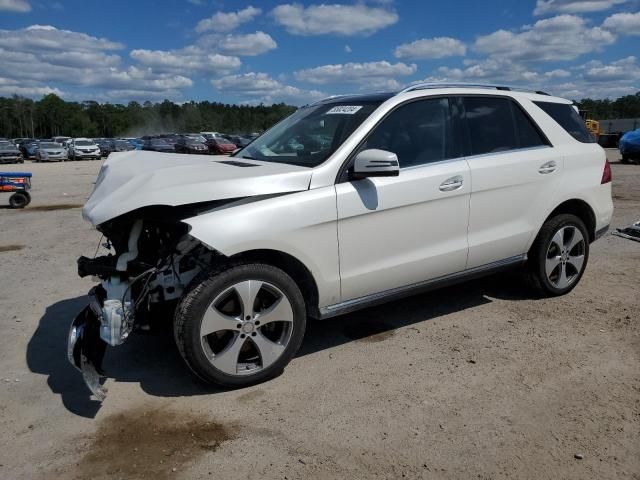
525 214 590 296
174 263 307 387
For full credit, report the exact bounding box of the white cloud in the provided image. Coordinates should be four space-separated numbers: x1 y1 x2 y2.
602 11 640 35
0 0 30 12
394 37 466 60
271 3 398 36
0 25 123 53
0 25 192 100
422 55 639 100
213 31 277 56
534 0 630 15
544 68 572 78
195 6 261 33
583 56 640 81
130 46 241 74
212 72 325 105
294 61 416 85
474 15 616 62
0 78 62 97
424 58 544 86
344 44 352 53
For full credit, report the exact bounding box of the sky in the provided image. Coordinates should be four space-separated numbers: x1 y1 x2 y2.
0 0 639 105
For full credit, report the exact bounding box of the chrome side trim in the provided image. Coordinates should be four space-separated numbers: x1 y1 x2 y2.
319 254 527 319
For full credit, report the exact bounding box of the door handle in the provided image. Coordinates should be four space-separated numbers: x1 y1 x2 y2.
439 175 464 191
538 161 557 174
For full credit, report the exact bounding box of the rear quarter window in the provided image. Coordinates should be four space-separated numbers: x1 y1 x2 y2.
534 101 596 143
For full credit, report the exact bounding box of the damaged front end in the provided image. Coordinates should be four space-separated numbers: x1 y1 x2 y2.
68 208 217 399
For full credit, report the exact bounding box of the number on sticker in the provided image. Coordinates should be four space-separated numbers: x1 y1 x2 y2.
326 106 363 115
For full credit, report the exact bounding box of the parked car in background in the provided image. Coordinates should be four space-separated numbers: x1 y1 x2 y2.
53 136 71 145
226 134 253 148
206 136 237 154
159 134 180 148
0 141 23 163
142 138 175 152
94 139 114 158
175 136 208 154
69 138 101 160
200 131 221 140
619 129 640 164
113 139 135 152
123 138 143 150
35 141 67 162
16 139 36 158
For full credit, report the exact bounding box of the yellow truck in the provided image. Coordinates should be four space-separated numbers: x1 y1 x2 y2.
579 110 600 141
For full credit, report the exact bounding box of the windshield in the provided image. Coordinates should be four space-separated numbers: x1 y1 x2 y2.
75 140 94 146
115 140 129 147
234 101 382 167
40 142 60 148
151 139 169 146
0 144 15 150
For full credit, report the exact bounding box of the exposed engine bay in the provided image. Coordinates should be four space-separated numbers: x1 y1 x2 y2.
68 208 216 399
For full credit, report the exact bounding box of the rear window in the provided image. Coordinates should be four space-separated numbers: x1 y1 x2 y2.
534 101 596 143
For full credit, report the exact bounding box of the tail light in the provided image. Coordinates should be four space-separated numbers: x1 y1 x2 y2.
601 159 612 184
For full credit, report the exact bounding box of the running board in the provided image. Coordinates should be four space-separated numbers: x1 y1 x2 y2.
319 254 527 319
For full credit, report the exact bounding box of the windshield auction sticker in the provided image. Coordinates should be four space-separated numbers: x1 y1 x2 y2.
326 105 363 115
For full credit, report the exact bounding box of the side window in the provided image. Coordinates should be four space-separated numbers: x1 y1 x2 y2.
533 101 596 143
361 98 454 168
512 102 549 148
464 97 518 155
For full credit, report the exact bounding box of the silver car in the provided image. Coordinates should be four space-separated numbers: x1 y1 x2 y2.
35 141 68 162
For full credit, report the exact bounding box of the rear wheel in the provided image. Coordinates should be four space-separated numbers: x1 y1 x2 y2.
621 154 629 164
174 263 307 387
525 214 589 296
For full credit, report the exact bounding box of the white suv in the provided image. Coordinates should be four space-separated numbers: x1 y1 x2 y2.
68 84 613 399
68 138 101 160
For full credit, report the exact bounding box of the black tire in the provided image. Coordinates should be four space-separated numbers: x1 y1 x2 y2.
174 263 307 387
525 214 590 297
9 192 29 209
621 154 629 164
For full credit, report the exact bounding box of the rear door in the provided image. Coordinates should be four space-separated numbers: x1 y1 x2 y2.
462 95 563 268
336 97 471 301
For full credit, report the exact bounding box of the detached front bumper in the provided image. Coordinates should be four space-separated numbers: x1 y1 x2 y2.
67 286 109 400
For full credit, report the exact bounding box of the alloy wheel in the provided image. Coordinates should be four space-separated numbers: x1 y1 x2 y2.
200 280 294 376
545 225 586 289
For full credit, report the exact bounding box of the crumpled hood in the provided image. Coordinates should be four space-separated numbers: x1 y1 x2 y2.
83 151 313 226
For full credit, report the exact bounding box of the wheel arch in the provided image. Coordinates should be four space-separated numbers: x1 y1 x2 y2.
227 249 321 319
542 199 596 242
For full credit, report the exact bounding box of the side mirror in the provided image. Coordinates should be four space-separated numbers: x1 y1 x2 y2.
351 149 399 179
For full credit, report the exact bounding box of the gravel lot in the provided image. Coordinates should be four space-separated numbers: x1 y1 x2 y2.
0 151 638 480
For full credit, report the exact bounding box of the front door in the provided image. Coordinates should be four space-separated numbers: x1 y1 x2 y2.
336 97 471 302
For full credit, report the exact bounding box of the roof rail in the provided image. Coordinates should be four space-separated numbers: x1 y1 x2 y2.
308 94 352 107
399 82 550 96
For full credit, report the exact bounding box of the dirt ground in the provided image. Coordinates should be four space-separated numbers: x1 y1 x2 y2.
0 151 638 480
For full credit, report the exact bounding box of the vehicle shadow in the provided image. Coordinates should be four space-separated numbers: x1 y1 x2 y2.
27 271 531 418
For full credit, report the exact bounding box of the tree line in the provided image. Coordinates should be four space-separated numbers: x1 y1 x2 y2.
1 91 639 140
574 92 640 120
0 94 296 139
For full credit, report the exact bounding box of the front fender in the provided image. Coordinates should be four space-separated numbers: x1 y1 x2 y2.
184 186 340 307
